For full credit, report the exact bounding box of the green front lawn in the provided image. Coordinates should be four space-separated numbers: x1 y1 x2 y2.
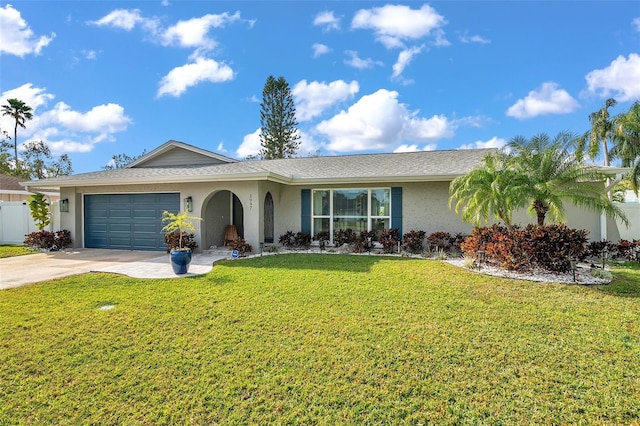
0 244 36 258
1 255 638 424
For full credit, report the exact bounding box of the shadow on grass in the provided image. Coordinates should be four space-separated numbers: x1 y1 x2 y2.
594 262 640 298
218 252 414 272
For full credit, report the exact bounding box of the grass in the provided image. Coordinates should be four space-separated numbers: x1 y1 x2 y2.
1 254 638 424
0 244 37 258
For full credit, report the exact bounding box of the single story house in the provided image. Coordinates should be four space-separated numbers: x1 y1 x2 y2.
22 140 635 253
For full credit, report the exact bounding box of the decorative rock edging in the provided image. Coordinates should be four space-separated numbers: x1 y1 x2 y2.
445 258 612 285
231 247 613 285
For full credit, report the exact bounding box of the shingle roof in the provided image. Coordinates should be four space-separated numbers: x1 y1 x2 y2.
0 174 26 191
22 148 497 189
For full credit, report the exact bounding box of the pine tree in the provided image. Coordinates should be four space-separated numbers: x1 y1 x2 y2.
259 75 300 159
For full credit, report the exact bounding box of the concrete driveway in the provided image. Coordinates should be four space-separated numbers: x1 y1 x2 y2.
0 249 228 290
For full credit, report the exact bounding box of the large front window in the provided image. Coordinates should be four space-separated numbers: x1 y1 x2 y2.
312 188 390 241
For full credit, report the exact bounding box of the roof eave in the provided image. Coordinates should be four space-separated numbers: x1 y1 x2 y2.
23 171 292 188
287 174 463 185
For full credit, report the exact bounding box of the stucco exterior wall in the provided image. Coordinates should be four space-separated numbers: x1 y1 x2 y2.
274 181 473 240
58 179 639 254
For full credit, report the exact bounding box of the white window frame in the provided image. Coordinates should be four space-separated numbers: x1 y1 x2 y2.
311 188 391 243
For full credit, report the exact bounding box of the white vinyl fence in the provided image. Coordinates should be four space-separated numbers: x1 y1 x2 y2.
0 201 61 245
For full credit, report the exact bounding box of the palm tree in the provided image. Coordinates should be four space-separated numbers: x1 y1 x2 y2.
612 101 640 192
506 131 628 226
449 152 527 231
1 98 34 166
579 98 617 166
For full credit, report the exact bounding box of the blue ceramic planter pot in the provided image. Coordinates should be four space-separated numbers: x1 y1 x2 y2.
170 249 192 274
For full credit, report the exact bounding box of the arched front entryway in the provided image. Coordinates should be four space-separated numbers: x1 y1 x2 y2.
264 192 274 243
202 190 244 249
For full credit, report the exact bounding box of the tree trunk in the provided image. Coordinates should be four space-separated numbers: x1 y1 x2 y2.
533 199 548 226
13 120 18 166
602 132 610 167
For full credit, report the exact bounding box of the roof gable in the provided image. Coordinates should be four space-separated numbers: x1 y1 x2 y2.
127 140 237 168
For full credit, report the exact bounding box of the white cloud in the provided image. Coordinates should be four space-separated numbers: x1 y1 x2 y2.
91 9 249 97
312 43 330 58
351 4 447 49
1 83 55 113
1 84 131 155
0 4 55 57
316 89 454 152
459 136 506 150
313 11 340 31
236 128 320 159
236 128 261 158
83 49 97 60
633 17 640 32
41 102 131 133
584 54 640 102
459 31 490 44
293 80 359 121
344 50 383 69
157 57 234 97
161 12 240 51
89 8 146 31
392 45 424 80
215 142 226 153
394 143 436 153
506 82 579 119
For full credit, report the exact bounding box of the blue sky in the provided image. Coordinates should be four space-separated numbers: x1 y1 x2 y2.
1 1 639 174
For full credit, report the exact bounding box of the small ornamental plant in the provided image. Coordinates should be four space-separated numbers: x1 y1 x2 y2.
161 210 202 251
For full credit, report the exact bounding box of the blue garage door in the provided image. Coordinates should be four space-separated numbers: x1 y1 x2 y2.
84 193 180 250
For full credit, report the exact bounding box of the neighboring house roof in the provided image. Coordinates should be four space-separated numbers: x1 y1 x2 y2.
1 173 58 195
1 174 26 191
22 144 499 189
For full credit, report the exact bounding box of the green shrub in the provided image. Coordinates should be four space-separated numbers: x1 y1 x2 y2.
584 240 616 261
402 230 426 254
279 231 296 248
461 224 589 273
164 231 197 253
229 238 252 256
24 230 72 250
353 231 376 253
484 227 531 271
334 229 357 247
28 193 50 230
278 231 311 249
525 224 588 272
378 228 400 253
615 239 640 262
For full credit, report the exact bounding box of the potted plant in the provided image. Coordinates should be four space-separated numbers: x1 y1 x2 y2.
161 210 202 274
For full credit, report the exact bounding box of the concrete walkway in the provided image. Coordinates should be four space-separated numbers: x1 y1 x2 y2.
0 249 229 290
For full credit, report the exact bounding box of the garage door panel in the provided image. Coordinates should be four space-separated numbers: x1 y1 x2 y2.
134 223 157 233
133 209 158 219
109 224 131 232
85 193 179 250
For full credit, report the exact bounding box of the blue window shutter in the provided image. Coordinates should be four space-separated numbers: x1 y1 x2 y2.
301 189 311 234
391 187 402 238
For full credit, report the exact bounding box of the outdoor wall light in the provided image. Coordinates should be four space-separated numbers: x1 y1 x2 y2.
184 196 193 212
59 198 69 213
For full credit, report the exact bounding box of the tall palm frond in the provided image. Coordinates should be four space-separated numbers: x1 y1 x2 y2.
577 98 617 166
507 131 628 226
449 152 527 230
612 101 640 192
1 98 34 166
